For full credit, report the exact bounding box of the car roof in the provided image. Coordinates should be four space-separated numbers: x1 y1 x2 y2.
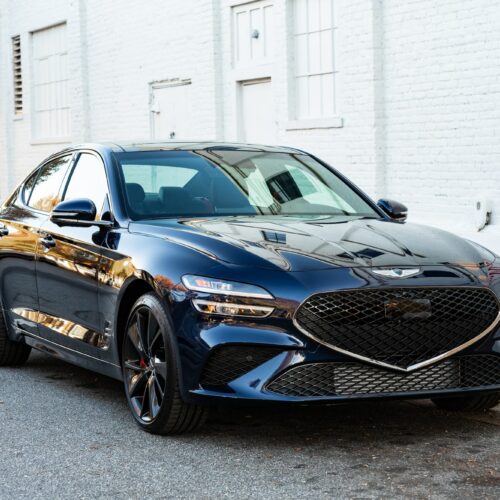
65 141 307 155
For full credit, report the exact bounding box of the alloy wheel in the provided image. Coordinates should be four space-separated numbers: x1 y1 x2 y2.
123 306 167 423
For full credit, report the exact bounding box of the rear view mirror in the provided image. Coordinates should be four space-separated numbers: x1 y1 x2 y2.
51 198 112 228
377 199 408 221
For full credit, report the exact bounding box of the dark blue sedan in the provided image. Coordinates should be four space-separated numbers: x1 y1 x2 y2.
0 142 499 434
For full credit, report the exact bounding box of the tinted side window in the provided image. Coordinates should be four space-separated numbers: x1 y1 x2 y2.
63 153 109 218
22 170 40 204
28 156 72 212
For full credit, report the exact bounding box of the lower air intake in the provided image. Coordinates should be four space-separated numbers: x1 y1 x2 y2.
266 355 500 397
201 345 283 386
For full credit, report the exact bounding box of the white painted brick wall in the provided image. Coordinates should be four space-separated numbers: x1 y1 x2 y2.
1 0 500 243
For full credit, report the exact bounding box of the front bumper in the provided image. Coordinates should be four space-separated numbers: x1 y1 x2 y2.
171 265 500 405
181 322 500 405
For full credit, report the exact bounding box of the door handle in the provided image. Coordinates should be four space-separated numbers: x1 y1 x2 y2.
0 225 8 237
40 235 56 249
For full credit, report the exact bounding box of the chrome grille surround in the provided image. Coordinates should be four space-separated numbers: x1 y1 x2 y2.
293 287 500 372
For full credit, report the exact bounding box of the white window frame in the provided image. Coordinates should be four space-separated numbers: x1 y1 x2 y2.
30 22 71 144
286 0 343 130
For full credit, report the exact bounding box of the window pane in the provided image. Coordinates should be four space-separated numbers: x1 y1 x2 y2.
296 76 309 119
63 154 109 218
321 73 335 116
320 29 333 73
29 156 72 212
308 31 321 74
319 0 333 30
294 0 308 34
308 0 320 32
309 75 322 117
295 34 309 75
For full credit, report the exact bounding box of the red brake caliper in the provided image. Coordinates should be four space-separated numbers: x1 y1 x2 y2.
139 358 147 369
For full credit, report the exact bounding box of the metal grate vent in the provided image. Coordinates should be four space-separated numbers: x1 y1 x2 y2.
201 345 283 386
12 35 22 114
295 287 499 370
267 355 500 397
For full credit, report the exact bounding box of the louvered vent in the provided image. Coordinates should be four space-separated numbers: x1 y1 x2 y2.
12 35 22 114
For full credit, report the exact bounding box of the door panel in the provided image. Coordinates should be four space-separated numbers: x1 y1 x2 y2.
0 205 47 335
151 82 193 140
239 79 276 144
35 222 111 358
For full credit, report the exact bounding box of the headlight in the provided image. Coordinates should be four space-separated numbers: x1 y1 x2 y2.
182 275 274 317
182 275 273 299
192 300 274 318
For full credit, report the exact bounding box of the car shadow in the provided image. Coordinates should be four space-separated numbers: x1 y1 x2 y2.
23 350 499 448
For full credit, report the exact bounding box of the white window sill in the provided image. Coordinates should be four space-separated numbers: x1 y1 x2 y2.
30 137 72 146
285 117 344 131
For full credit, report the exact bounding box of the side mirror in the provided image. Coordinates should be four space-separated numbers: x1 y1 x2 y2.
51 198 112 228
377 198 408 221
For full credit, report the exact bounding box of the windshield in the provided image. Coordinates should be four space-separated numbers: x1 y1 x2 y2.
115 149 379 220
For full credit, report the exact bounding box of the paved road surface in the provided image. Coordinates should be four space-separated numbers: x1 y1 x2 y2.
1 351 499 499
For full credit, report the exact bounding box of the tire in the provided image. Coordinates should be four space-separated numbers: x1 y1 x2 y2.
432 392 500 411
0 308 31 366
121 292 207 435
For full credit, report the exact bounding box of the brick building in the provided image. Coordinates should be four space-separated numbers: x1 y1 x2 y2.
1 0 499 244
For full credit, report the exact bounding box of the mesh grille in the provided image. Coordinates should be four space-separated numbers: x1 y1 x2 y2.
295 287 499 369
201 345 283 386
267 355 500 397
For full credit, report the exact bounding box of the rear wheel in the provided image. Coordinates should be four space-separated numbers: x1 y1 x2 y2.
432 392 499 411
0 308 31 366
121 293 207 434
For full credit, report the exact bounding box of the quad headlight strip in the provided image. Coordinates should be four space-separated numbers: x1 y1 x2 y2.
182 275 275 318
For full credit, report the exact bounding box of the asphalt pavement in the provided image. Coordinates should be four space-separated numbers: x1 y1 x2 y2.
0 351 499 499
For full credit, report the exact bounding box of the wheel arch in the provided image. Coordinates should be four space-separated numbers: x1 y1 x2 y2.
114 276 157 363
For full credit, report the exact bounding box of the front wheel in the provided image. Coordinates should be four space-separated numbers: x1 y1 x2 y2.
121 293 207 434
432 392 499 411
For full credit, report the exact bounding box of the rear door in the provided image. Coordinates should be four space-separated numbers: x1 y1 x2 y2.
35 152 114 361
0 155 73 336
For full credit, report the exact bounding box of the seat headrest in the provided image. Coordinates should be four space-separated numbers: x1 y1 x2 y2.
159 186 191 206
126 183 145 203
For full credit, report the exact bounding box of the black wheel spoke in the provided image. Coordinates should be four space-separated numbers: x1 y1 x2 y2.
140 376 151 419
127 323 145 357
148 376 161 419
154 360 167 383
128 371 147 398
154 374 165 399
136 311 149 357
147 314 160 352
124 360 146 372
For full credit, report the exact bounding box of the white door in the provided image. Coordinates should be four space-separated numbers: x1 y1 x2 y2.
240 79 276 144
151 82 192 140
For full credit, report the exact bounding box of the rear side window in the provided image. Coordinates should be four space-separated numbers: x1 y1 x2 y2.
63 153 109 218
28 155 72 212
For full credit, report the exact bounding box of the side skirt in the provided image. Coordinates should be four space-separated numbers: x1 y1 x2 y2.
23 331 123 381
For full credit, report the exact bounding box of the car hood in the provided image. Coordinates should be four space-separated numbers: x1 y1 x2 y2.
129 216 494 272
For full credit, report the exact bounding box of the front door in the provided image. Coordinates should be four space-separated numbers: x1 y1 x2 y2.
239 79 276 144
151 81 193 141
35 152 113 361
